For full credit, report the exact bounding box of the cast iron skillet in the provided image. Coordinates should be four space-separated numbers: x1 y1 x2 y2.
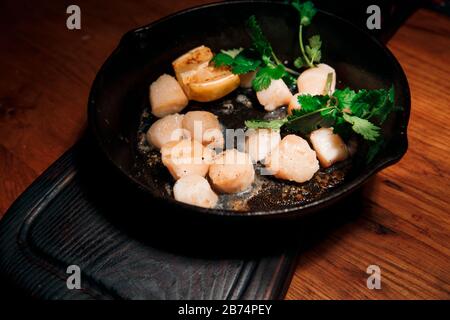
88 1 410 219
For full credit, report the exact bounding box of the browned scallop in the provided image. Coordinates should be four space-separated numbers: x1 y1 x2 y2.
160 139 214 180
297 63 336 96
265 134 319 183
209 149 255 194
173 175 218 209
309 127 349 168
149 74 188 118
256 79 293 111
245 129 281 162
146 113 190 149
182 111 224 149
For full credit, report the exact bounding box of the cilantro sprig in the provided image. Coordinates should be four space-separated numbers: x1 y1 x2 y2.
246 15 300 91
292 1 322 69
245 86 398 162
212 15 300 92
211 1 323 91
212 49 261 75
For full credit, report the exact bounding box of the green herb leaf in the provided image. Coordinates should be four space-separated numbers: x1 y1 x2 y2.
348 87 396 123
211 52 235 67
231 54 261 74
333 88 357 110
297 94 329 114
294 56 306 68
305 35 322 63
252 70 272 91
245 118 288 130
252 64 286 91
369 85 396 123
342 114 380 141
292 0 317 26
212 51 261 75
246 15 273 58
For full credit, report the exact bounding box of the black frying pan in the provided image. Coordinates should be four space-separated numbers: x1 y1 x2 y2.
88 1 410 219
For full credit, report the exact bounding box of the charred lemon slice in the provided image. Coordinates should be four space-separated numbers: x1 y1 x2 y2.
172 45 240 102
185 66 240 102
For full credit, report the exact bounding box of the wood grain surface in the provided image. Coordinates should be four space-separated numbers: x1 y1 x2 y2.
0 1 449 299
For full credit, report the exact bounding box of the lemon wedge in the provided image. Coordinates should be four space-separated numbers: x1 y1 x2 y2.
172 45 240 102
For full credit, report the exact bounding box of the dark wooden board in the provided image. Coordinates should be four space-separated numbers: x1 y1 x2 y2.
0 136 299 300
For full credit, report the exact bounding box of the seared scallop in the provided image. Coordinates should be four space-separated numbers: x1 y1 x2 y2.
149 74 189 118
245 129 281 162
182 111 224 149
202 128 225 151
209 149 255 194
309 127 349 168
173 175 218 209
265 135 319 183
160 139 214 180
256 79 293 111
146 113 190 149
297 63 336 96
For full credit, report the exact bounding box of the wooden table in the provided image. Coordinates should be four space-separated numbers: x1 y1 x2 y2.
0 1 449 299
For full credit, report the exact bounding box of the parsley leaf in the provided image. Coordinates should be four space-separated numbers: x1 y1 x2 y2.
369 85 396 123
232 53 261 74
247 15 273 59
252 64 286 91
294 56 306 68
344 86 396 124
245 118 288 130
211 51 261 75
333 88 356 110
297 94 330 114
211 52 234 67
305 35 322 63
292 0 317 26
342 114 380 141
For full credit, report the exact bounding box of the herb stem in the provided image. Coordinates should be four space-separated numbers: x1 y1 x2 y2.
284 66 300 76
299 24 314 68
272 52 282 66
271 52 300 76
288 106 334 123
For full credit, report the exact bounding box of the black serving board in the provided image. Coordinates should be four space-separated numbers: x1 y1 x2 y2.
0 135 300 300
